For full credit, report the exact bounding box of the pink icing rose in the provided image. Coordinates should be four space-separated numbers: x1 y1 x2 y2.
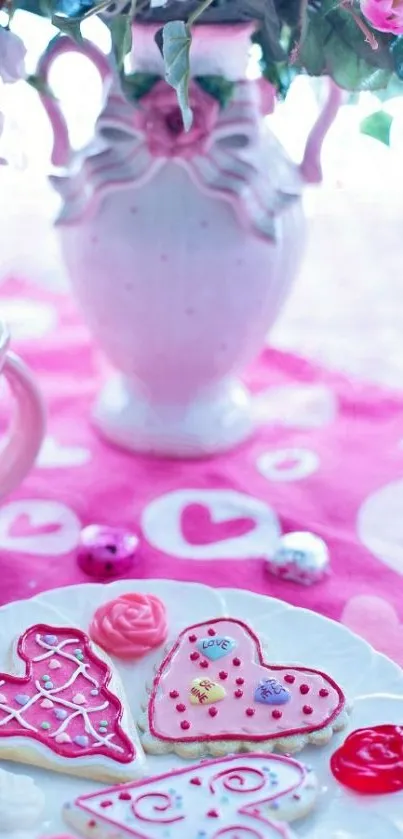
0 27 26 84
135 79 219 159
90 593 168 660
360 0 403 33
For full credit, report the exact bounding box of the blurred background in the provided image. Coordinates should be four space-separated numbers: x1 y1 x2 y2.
1 10 403 388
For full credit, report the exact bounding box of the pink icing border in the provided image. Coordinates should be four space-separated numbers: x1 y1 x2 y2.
0 623 135 763
72 752 306 838
148 617 346 743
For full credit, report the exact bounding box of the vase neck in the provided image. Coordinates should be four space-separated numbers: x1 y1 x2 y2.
129 23 254 81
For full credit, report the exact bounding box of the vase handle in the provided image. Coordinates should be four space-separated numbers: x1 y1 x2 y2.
299 79 342 184
36 36 113 167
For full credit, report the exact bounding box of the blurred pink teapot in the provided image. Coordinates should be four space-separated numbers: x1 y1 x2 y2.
0 321 45 496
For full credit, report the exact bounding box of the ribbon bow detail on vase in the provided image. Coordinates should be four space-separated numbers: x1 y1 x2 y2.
51 77 303 241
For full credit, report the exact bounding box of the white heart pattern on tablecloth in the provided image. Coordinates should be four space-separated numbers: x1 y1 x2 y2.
141 489 280 560
144 618 346 753
0 500 81 556
64 753 318 839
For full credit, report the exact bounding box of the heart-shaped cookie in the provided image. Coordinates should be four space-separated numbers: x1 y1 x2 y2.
140 618 348 757
64 753 318 839
0 624 144 782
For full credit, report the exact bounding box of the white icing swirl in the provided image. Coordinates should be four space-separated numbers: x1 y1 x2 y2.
0 768 45 831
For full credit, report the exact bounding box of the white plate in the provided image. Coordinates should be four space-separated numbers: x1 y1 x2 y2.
1 580 403 838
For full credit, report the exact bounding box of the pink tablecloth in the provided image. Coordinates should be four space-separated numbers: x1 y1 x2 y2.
1 277 403 669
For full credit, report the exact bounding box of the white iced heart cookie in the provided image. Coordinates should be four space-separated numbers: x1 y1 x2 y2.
0 624 145 783
64 753 318 839
0 767 45 832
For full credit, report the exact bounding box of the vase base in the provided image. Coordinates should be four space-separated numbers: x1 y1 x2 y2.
92 375 254 458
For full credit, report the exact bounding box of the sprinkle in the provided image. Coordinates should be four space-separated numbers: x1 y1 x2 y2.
200 660 209 669
169 690 179 699
284 674 295 684
180 720 190 730
43 634 58 646
100 720 108 727
233 657 241 666
209 707 218 717
300 684 310 695
303 705 313 715
234 689 243 698
41 721 51 730
119 791 131 800
189 634 197 643
246 707 255 716
42 675 50 682
176 703 186 713
15 694 30 706
236 677 244 686
74 648 83 656
190 778 201 786
100 801 113 808
49 659 61 670
207 809 219 818
40 698 54 709
272 709 282 719
90 689 99 696
270 802 279 810
293 793 301 800
190 652 200 661
73 693 86 705
54 708 68 720
55 732 71 744
44 681 54 690
219 671 228 680
319 688 329 697
208 628 216 636
74 735 89 747
88 820 97 828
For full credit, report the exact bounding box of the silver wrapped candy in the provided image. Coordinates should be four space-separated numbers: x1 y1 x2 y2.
266 531 330 585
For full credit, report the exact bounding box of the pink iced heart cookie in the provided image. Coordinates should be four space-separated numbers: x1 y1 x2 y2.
140 618 348 757
0 624 144 782
64 753 318 839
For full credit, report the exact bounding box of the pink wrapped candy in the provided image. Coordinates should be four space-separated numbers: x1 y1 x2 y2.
77 525 138 579
266 531 330 585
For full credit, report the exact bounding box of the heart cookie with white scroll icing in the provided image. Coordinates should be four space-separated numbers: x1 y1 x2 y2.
64 752 318 839
0 624 144 782
139 618 349 757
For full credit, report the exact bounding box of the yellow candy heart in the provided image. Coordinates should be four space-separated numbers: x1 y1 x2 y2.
189 678 226 705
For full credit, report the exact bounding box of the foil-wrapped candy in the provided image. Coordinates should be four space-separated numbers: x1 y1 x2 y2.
266 531 330 585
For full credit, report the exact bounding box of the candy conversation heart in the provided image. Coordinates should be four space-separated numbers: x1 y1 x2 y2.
0 624 144 782
64 753 318 839
140 618 348 757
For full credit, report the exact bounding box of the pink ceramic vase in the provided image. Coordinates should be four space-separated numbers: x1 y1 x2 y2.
38 24 340 457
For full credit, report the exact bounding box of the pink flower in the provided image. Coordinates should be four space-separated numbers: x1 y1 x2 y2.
360 0 403 34
135 80 219 159
0 27 26 84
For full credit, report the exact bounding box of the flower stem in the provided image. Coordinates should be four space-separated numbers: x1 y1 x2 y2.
188 0 215 28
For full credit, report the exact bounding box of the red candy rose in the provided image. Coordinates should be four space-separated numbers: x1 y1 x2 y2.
331 725 403 794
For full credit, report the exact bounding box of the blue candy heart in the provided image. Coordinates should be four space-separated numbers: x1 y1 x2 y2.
54 708 68 721
196 636 236 661
254 678 290 705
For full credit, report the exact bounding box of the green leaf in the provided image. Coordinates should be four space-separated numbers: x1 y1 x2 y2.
162 20 193 132
26 73 55 97
196 75 235 108
108 16 132 70
52 18 83 42
298 4 393 91
360 110 393 145
122 72 160 100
